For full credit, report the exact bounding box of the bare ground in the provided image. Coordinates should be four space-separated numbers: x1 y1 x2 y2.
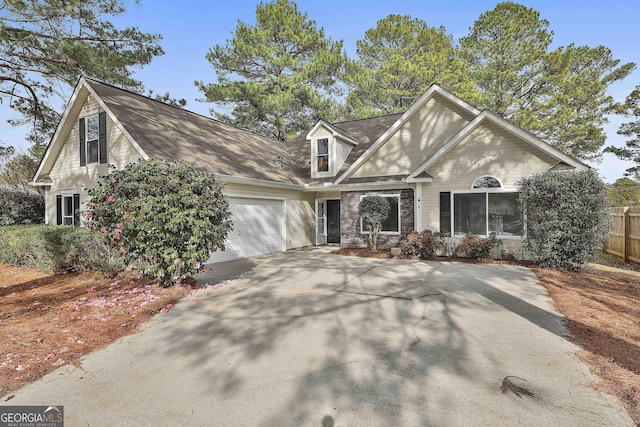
0 264 190 400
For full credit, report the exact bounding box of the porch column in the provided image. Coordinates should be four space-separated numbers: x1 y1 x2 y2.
414 183 422 231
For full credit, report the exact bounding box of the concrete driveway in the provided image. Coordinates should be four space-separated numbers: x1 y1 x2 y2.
3 249 633 426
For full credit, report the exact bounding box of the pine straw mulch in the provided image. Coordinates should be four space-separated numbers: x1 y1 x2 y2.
333 248 640 424
0 264 191 400
534 265 640 425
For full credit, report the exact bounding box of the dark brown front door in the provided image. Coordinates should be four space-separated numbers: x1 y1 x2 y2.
327 200 340 243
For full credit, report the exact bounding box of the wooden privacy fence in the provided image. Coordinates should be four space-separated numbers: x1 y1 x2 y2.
605 206 640 264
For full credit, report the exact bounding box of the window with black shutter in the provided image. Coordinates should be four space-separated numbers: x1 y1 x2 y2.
80 112 106 166
440 192 451 234
58 193 80 226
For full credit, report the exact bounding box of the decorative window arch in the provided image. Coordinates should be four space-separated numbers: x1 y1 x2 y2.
471 175 502 190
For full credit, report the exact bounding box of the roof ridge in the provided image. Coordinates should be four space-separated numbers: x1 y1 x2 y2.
83 77 287 147
333 112 404 126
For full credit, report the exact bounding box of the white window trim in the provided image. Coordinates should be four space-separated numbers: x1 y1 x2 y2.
311 136 335 178
359 193 401 236
450 189 523 239
471 175 504 191
84 113 100 165
61 189 75 226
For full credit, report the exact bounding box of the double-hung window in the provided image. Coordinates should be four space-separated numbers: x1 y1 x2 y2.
441 176 523 237
80 111 107 166
317 138 329 172
85 114 100 164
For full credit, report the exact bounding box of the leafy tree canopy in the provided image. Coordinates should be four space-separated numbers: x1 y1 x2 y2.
345 14 479 118
605 84 640 175
459 2 635 161
0 0 164 154
0 146 39 192
607 177 640 207
195 0 346 141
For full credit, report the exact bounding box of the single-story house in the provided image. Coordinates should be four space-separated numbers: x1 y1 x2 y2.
31 77 587 262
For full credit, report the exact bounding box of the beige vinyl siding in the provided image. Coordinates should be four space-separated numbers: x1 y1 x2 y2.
223 182 315 249
335 138 352 172
420 121 559 258
352 94 471 178
46 94 143 224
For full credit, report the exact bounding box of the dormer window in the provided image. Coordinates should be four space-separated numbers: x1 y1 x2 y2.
307 120 358 178
317 138 329 172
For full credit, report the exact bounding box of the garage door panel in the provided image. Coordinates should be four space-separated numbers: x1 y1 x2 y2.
206 197 283 264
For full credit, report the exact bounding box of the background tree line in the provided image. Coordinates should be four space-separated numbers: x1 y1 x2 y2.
1 0 640 192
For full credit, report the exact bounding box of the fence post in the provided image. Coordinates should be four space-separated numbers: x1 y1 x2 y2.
623 207 630 263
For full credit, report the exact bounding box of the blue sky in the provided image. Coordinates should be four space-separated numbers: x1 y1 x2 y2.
2 0 639 182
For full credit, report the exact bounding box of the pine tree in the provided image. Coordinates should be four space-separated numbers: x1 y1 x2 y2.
195 0 346 141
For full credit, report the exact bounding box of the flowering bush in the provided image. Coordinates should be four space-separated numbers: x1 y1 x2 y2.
400 231 422 257
418 229 448 259
85 159 233 285
455 232 502 259
517 169 609 270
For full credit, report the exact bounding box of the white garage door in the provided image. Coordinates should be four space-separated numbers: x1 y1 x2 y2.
206 197 283 264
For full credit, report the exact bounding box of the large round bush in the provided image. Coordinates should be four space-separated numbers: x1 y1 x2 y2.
85 159 233 285
517 169 609 270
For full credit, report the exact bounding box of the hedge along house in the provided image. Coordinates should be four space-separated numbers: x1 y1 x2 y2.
32 78 587 262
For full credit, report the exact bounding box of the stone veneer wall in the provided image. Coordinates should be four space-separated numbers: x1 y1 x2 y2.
340 188 414 249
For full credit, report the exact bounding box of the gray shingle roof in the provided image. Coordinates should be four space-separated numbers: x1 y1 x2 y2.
87 79 303 185
288 113 403 184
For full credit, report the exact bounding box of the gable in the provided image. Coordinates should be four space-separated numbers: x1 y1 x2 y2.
426 120 561 189
33 82 145 185
350 93 474 178
47 92 144 189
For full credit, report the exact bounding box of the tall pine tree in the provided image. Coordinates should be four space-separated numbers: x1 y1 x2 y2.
606 85 640 175
459 2 634 161
195 0 346 141
345 14 478 118
0 0 164 156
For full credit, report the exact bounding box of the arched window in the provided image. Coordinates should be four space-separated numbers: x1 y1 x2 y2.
472 176 502 189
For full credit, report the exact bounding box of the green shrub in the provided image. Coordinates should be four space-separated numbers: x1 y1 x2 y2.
517 169 610 270
0 190 45 225
358 195 390 252
85 159 233 286
0 225 125 273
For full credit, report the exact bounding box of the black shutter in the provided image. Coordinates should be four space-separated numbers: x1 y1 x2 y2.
79 118 86 166
56 195 62 225
440 192 451 234
73 194 80 226
98 111 107 164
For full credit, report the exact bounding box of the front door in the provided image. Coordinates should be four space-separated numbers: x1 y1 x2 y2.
327 199 340 243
